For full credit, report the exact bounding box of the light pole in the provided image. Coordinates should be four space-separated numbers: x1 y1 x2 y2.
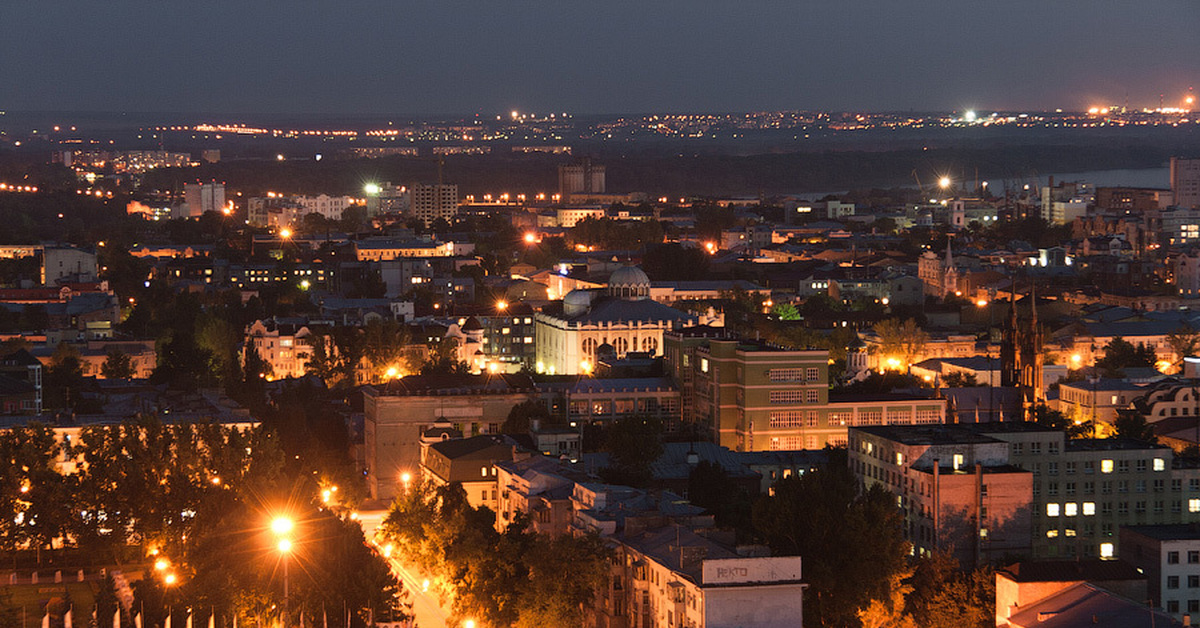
271 517 295 628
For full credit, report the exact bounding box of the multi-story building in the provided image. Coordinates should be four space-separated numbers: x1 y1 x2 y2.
1121 524 1200 621
42 246 98 286
182 182 225 218
535 266 699 376
666 330 946 451
850 425 1034 567
1057 378 1144 426
362 373 537 500
408 183 458 226
244 319 315 380
420 434 524 511
601 526 806 628
852 423 1200 562
558 159 605 197
1171 157 1200 210
548 377 681 430
353 239 461 261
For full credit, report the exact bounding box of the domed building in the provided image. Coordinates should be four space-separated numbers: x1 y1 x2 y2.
535 265 702 375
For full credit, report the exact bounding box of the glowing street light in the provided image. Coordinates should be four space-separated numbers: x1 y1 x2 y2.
271 517 294 536
496 300 508 311
277 538 293 553
938 176 952 189
279 228 292 240
364 183 381 195
523 232 537 244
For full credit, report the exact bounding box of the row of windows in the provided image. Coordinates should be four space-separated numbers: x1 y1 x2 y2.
1037 478 1171 495
767 390 821 404
1046 499 1200 517
767 410 821 428
767 367 821 383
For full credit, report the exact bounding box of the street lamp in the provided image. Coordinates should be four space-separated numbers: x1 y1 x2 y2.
271 517 294 627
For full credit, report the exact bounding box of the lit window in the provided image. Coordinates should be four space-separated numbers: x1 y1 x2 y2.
1083 502 1095 516
1101 459 1114 474
1046 529 1059 538
1064 503 1078 517
1100 543 1114 558
1047 503 1061 517
1190 499 1200 513
1154 458 1166 472
953 454 964 471
700 358 709 373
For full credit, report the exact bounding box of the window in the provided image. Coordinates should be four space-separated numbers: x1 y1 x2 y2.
700 358 709 373
768 411 805 428
1118 460 1130 473
1064 503 1078 517
1168 600 1180 614
1190 498 1200 513
768 368 805 382
768 391 805 404
1046 529 1059 538
1083 502 1096 516
1155 458 1167 472
1168 575 1180 589
1136 460 1148 473
1190 599 1200 613
1101 459 1114 474
1048 462 1059 475
806 367 820 382
1170 551 1181 564
1047 503 1061 517
805 389 819 404
1190 551 1200 565
1100 543 1114 558
1066 462 1076 475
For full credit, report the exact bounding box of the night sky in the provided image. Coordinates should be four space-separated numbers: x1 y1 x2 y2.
3 0 1197 115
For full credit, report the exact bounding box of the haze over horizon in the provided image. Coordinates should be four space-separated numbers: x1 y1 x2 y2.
4 0 1198 116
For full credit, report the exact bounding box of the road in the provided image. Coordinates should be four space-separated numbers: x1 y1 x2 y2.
389 558 449 628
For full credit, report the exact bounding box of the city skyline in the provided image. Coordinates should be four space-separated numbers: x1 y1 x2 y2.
3 0 1198 115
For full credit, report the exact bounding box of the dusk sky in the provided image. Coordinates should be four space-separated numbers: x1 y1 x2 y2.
4 0 1198 115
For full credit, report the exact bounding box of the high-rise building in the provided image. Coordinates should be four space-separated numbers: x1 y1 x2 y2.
558 158 605 197
1171 157 1200 209
408 183 458 226
182 182 225 218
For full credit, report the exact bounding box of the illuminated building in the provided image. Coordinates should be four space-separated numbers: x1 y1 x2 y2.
534 266 699 376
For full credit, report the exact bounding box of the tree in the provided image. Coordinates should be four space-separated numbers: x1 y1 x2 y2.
101 348 135 379
599 416 664 487
753 461 909 628
772 302 801 321
362 319 413 381
45 342 85 409
1095 337 1156 377
905 553 994 628
943 371 978 387
501 399 555 434
857 570 917 628
687 460 753 534
872 318 929 370
1113 409 1157 443
1167 324 1200 372
1031 402 1093 439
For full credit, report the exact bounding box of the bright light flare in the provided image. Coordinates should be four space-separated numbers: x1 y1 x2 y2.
279 228 292 239
524 232 537 244
277 539 293 553
938 176 951 188
271 517 294 536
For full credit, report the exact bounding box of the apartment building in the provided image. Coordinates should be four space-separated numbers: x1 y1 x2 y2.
1121 525 1200 621
666 329 945 451
853 423 1200 562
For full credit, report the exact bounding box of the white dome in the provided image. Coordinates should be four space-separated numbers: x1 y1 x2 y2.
608 265 651 300
564 289 594 316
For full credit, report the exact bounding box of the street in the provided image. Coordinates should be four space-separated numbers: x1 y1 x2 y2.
389 558 449 628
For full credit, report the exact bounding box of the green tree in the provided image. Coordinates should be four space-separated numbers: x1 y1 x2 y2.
1030 402 1092 439
1167 324 1200 372
872 318 929 370
687 460 753 534
753 461 909 628
1113 409 1157 443
101 348 135 379
772 302 801 321
905 553 994 628
600 416 664 487
943 371 978 387
1095 337 1156 377
45 342 85 409
641 243 711 280
501 399 555 434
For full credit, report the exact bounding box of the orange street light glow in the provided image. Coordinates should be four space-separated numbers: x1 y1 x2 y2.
271 517 294 536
